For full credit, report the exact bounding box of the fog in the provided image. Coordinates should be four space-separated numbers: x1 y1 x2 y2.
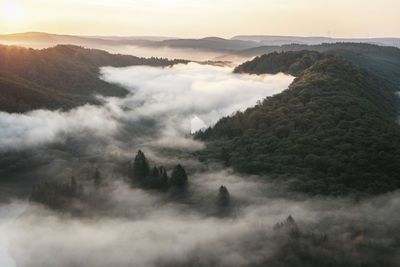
0 41 235 62
6 171 400 267
0 63 293 152
1 63 399 267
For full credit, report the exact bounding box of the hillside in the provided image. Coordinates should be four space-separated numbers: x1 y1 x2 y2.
196 52 400 195
234 43 400 87
0 72 87 113
234 50 325 76
232 35 400 47
0 44 188 112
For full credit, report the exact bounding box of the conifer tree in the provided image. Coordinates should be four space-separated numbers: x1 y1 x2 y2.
170 164 188 187
70 176 77 196
158 166 168 189
217 185 230 207
94 168 101 187
132 150 150 181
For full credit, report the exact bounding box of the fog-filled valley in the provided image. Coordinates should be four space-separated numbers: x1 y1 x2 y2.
0 37 400 267
0 62 297 266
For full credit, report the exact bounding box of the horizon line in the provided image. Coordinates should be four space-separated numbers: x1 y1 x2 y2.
1 31 400 40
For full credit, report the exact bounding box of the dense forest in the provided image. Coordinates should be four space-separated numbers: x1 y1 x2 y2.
235 43 400 87
196 51 400 195
0 44 188 112
30 150 231 214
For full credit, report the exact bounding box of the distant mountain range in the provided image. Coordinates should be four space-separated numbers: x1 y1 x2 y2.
232 35 400 47
1 32 399 55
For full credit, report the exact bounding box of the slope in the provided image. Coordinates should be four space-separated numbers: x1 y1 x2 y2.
0 44 188 112
235 43 400 87
196 52 400 195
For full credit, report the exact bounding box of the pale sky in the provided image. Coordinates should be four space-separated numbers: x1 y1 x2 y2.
0 0 399 38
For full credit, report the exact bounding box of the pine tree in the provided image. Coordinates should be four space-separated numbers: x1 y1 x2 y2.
217 185 230 207
170 164 188 187
94 168 101 187
132 150 150 181
158 166 168 189
70 176 77 196
151 166 160 177
147 166 169 189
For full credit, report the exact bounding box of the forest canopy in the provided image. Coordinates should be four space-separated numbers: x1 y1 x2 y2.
196 51 400 195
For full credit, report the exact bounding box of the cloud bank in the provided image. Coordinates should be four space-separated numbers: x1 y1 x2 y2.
0 63 293 152
1 63 400 267
7 170 400 267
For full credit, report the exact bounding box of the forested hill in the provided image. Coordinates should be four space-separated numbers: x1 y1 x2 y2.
0 45 188 113
196 51 400 195
235 43 400 87
234 50 325 76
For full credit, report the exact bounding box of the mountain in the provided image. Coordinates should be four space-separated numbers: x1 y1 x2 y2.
0 72 84 113
0 44 188 112
229 43 400 87
232 35 400 48
0 32 173 47
0 32 260 53
196 51 400 195
154 37 260 52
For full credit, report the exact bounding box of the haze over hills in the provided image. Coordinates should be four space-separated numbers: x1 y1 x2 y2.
0 44 187 112
232 35 400 47
1 34 400 267
0 32 260 52
1 32 399 55
229 43 400 87
2 0 400 264
1 41 399 195
1 0 400 265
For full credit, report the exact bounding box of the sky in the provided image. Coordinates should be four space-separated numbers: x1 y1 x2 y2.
0 0 399 38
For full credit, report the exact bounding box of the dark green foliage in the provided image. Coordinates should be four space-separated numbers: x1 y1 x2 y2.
234 50 325 76
196 52 400 195
170 164 188 187
93 168 101 187
131 150 150 182
273 215 300 238
261 215 398 267
0 72 84 113
30 177 82 209
159 166 169 188
237 42 400 88
146 166 169 189
130 150 187 190
0 44 188 112
217 185 230 207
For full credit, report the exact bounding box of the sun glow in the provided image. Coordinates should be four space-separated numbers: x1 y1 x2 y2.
1 1 25 21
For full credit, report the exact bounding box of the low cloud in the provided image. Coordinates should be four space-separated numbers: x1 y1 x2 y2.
0 105 119 151
0 63 293 152
6 170 400 267
4 63 398 267
100 62 293 133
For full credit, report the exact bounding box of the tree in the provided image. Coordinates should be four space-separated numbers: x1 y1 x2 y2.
70 176 78 196
94 168 101 187
146 166 169 189
217 185 230 207
170 164 188 187
132 150 150 181
158 166 168 189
